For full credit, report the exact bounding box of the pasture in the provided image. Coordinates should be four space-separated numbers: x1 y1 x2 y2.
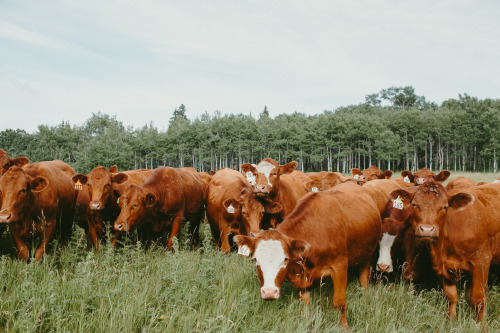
0 172 499 332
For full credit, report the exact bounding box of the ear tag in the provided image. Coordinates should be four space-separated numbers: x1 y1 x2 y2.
404 176 410 183
238 245 250 256
227 204 235 214
74 180 82 191
245 172 256 186
354 174 359 180
393 196 404 210
312 187 319 192
117 197 120 204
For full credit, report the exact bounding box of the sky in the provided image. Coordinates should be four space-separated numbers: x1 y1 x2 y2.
1 0 499 132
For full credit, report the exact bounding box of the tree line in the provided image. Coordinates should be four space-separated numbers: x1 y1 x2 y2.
1 87 499 174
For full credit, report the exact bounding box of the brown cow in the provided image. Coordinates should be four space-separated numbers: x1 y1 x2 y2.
389 183 500 321
351 165 392 185
305 171 351 192
400 168 451 185
234 181 396 328
113 167 204 248
72 166 152 250
240 159 308 227
206 168 281 253
445 176 485 190
0 160 76 261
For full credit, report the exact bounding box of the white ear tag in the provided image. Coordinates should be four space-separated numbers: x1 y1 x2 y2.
312 187 319 192
117 197 120 204
354 174 359 180
393 196 404 210
238 245 250 256
404 176 410 183
227 204 235 214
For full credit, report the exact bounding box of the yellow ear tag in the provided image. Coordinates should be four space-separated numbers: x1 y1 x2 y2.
75 180 83 191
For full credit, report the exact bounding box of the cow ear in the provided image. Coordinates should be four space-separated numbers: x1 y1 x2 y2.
449 193 474 210
279 161 297 175
289 239 311 258
30 176 49 192
72 174 88 185
145 193 156 207
233 235 255 256
401 170 414 182
109 165 118 173
351 168 362 176
264 201 282 214
435 170 451 182
210 170 216 176
306 180 320 192
390 189 413 203
380 170 393 179
223 198 240 214
477 181 487 185
10 157 29 168
240 163 256 173
112 173 129 184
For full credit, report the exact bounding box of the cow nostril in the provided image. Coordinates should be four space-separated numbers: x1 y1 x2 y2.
377 264 391 272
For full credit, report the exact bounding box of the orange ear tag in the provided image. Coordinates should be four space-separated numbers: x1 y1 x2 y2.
75 180 83 191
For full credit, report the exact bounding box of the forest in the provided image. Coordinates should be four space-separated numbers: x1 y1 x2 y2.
1 86 499 174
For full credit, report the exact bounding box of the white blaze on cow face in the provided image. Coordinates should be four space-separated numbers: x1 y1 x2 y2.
376 233 396 273
245 171 256 186
256 161 276 188
254 239 288 298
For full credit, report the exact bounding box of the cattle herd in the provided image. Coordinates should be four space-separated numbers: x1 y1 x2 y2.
0 149 499 328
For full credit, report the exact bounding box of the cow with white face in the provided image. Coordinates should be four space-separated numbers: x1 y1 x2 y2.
235 181 384 329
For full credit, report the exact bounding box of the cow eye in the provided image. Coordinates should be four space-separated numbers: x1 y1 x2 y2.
18 189 26 195
106 183 111 187
283 257 289 264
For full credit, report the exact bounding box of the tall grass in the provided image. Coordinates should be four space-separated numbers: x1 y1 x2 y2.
0 222 498 333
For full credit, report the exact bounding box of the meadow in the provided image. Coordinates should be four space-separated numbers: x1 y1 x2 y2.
0 172 499 333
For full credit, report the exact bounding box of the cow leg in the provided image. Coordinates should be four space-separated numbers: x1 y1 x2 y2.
34 219 56 261
441 277 458 319
110 230 121 247
358 260 371 289
331 261 349 329
166 214 184 249
470 263 489 322
220 227 232 254
9 224 30 261
88 221 100 251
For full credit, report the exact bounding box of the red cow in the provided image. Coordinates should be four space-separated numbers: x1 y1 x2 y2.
445 176 485 190
351 165 392 185
72 166 152 250
305 171 351 192
113 167 204 248
206 168 281 253
240 158 308 227
389 183 500 321
234 181 399 328
0 160 76 261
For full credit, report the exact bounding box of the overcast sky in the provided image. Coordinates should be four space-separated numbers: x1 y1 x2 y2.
1 0 499 132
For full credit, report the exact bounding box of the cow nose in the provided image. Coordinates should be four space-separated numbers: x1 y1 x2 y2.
90 202 102 210
416 178 426 185
114 224 123 231
260 287 279 299
255 185 266 192
418 225 437 237
377 264 392 273
0 213 11 223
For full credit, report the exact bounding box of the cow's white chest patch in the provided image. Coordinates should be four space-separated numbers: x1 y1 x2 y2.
254 239 287 288
377 233 396 272
256 161 275 187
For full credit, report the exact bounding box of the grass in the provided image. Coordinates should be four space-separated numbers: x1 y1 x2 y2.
0 172 499 332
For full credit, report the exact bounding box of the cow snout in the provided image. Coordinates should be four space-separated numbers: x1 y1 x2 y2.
90 202 102 210
0 213 12 223
415 178 426 185
377 263 392 273
416 225 438 238
114 223 124 231
254 185 269 196
260 287 280 300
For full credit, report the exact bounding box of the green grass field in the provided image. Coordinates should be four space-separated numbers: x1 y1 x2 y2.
0 173 499 332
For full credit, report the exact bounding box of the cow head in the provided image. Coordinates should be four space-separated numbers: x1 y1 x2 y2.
306 172 347 192
390 184 473 240
0 166 48 223
234 230 310 300
114 184 155 232
401 168 451 185
0 149 29 176
351 166 392 185
72 166 128 211
241 159 297 197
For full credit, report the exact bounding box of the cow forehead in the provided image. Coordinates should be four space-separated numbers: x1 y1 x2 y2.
0 168 28 188
256 161 276 181
254 239 286 264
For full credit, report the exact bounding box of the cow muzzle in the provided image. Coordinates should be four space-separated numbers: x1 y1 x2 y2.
260 287 280 300
376 263 393 273
415 225 438 238
415 178 426 185
90 202 104 210
114 223 129 232
254 185 269 197
0 212 12 223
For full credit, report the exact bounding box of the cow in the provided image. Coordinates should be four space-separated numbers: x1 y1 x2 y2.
400 168 451 186
388 183 500 321
198 171 212 203
445 176 486 190
240 159 308 227
351 165 392 185
305 171 351 192
206 168 281 253
0 160 76 261
113 167 204 248
234 181 399 328
0 149 29 176
71 166 152 250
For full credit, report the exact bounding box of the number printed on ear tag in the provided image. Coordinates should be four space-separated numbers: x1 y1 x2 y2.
404 176 410 183
393 196 404 210
354 174 359 180
74 180 82 191
238 245 250 256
